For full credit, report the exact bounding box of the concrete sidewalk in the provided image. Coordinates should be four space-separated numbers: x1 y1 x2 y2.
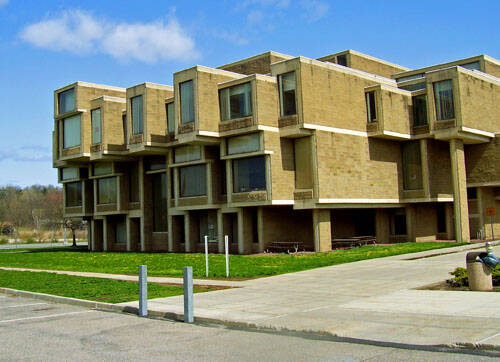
117 243 500 349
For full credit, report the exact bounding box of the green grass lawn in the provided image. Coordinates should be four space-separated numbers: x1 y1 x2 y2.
0 270 215 303
0 242 465 279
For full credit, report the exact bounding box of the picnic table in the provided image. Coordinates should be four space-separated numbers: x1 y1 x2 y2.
332 236 376 249
266 241 304 254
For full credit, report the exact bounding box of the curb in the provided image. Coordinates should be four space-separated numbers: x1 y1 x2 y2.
2 287 500 356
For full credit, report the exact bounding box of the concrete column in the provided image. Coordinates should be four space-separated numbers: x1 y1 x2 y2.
217 210 224 253
257 207 264 252
237 208 253 254
126 216 132 251
405 205 416 242
375 209 390 244
445 203 455 240
184 212 198 253
103 217 109 251
420 139 431 198
449 139 470 243
167 214 174 252
313 209 331 252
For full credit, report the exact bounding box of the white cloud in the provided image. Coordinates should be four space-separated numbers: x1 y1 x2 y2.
211 30 248 46
0 0 9 7
20 10 199 63
300 0 329 22
0 145 51 163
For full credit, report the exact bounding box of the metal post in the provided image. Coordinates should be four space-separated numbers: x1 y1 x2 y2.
225 235 229 278
204 235 209 277
184 266 194 323
138 265 147 317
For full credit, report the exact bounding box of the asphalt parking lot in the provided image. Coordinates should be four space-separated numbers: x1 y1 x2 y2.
0 294 498 361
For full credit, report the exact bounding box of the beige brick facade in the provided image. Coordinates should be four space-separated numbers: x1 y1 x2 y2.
53 50 500 253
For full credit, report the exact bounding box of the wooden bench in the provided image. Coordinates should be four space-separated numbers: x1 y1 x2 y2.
266 241 304 254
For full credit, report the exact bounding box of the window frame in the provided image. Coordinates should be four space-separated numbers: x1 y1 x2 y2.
179 163 207 198
365 91 377 123
166 102 175 134
412 94 428 127
219 82 253 122
180 80 195 124
62 114 81 149
278 71 297 117
58 88 75 115
433 79 455 121
65 181 82 207
131 95 143 135
91 108 102 145
97 176 117 205
232 155 267 194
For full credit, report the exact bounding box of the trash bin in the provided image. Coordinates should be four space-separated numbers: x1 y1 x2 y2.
466 251 493 291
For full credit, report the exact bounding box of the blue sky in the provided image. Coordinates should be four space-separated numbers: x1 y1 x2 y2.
0 0 498 187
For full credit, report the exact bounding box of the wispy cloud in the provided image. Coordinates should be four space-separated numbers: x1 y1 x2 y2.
211 30 248 46
0 0 8 8
20 10 199 63
300 0 329 22
0 145 51 162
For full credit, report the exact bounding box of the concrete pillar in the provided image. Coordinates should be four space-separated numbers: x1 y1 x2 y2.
405 205 416 242
126 217 132 251
237 208 253 254
89 219 95 251
217 210 224 253
184 212 199 253
375 209 390 244
445 203 455 240
103 217 109 251
313 209 331 252
167 214 174 252
257 207 264 252
449 139 470 243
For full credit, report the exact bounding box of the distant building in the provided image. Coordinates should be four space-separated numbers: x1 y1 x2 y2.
53 50 500 253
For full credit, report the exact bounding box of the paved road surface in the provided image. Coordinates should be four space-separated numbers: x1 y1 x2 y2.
0 241 87 250
0 295 497 361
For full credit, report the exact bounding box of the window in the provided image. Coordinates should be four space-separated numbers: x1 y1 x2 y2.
129 163 139 203
146 156 166 171
91 108 101 144
278 72 297 116
174 145 201 163
65 181 82 207
170 168 175 199
131 95 143 134
61 167 78 181
58 88 75 114
122 114 127 144
93 163 112 176
63 114 81 149
152 173 167 232
399 83 426 91
98 177 117 204
166 102 175 134
412 95 427 126
233 156 266 193
227 133 260 155
365 92 377 123
402 141 423 190
461 61 481 71
219 82 252 121
180 80 194 124
433 80 455 120
336 54 347 66
180 164 207 197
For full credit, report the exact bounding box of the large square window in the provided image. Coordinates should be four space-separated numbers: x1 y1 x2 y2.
63 114 81 149
219 82 252 121
233 156 266 193
98 177 117 204
180 164 206 197
91 108 101 144
278 72 297 116
58 88 75 114
65 181 82 207
433 80 455 120
180 80 194 124
131 95 143 134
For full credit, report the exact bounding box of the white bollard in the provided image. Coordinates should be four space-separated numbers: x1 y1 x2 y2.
138 265 147 317
184 266 194 323
225 235 229 278
204 235 209 277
